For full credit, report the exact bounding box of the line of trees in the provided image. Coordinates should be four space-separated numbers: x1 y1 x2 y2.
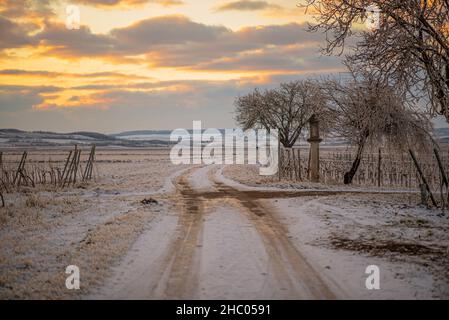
234 70 433 184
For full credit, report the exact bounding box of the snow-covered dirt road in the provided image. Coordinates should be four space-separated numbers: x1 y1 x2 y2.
92 165 345 299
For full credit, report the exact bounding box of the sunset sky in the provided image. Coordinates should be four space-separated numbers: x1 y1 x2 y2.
0 0 350 132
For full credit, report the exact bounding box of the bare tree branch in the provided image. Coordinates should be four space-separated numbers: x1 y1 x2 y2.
305 0 449 121
234 80 327 147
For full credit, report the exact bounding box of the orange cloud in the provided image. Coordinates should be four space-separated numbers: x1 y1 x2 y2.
72 0 184 8
214 0 280 12
0 69 153 80
33 91 113 110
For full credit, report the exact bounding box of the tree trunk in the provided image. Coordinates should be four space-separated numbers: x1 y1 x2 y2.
445 62 449 90
280 137 289 148
344 139 366 185
280 138 296 148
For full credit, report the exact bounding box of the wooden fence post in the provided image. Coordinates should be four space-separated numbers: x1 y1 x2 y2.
409 149 437 207
434 148 448 187
73 149 81 184
82 145 96 181
63 145 78 187
83 147 92 180
88 145 95 179
377 148 382 187
433 148 449 209
61 150 73 186
278 135 281 181
307 150 311 180
13 151 27 186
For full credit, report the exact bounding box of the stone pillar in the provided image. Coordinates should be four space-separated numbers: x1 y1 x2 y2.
307 114 322 182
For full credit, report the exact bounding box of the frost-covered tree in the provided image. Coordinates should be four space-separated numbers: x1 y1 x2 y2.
235 80 326 148
322 72 433 184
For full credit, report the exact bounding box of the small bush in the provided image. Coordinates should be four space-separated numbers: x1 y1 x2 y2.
25 194 47 208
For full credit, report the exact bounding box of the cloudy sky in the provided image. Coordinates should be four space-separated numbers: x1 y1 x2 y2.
0 0 349 133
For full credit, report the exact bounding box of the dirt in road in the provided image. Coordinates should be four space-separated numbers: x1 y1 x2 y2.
93 165 342 299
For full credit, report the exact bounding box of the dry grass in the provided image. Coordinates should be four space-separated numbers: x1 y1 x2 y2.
0 148 185 299
25 194 48 208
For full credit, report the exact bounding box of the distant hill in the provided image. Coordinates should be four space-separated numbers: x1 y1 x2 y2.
1 127 449 148
112 130 172 137
112 129 227 137
434 127 449 142
67 131 114 140
0 129 174 148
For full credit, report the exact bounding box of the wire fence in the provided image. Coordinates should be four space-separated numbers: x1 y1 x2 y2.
279 147 449 192
0 145 97 207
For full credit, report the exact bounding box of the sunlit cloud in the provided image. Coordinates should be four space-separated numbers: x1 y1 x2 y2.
72 0 185 8
0 69 153 80
214 0 280 12
0 0 348 132
213 0 311 21
26 15 328 73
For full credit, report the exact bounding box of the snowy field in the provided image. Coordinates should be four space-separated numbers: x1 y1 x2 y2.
0 149 448 299
0 149 186 299
224 165 449 298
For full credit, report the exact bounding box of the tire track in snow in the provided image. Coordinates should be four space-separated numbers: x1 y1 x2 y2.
160 171 205 298
210 177 336 299
162 165 337 299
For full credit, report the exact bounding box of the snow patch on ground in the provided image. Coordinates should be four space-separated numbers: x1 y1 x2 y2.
267 196 447 299
88 211 179 299
198 205 274 299
221 165 449 299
